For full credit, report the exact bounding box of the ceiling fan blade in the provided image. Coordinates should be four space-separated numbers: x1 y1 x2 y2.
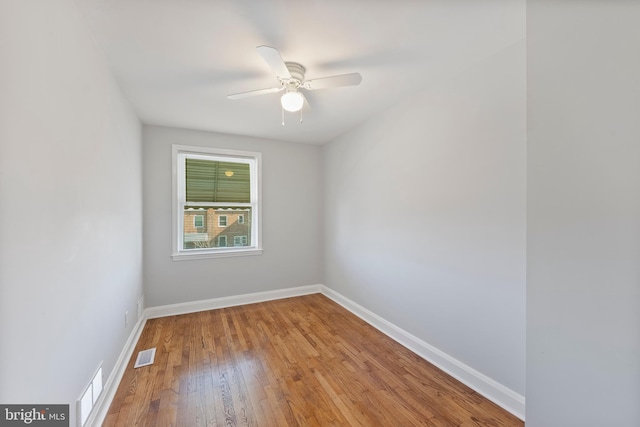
256 45 292 79
303 72 362 90
227 87 283 100
300 92 311 111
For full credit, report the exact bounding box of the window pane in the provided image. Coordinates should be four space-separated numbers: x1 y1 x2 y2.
233 235 249 247
185 158 250 203
183 207 252 250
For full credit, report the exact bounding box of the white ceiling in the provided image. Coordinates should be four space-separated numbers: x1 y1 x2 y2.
75 0 524 144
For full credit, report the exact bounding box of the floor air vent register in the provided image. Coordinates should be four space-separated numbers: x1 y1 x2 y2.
134 348 156 368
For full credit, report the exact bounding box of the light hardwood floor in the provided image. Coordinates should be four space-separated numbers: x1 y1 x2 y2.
104 294 523 426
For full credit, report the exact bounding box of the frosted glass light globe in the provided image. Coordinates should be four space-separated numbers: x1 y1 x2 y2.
280 91 304 112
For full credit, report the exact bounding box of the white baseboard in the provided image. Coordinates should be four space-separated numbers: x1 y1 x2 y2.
144 284 323 319
89 314 147 427
91 283 524 424
319 285 525 420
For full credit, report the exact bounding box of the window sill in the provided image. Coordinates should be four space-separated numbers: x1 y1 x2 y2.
172 248 263 261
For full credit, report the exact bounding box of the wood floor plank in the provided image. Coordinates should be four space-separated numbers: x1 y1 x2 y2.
105 294 523 427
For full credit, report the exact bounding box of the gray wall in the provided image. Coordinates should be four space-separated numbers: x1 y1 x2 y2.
526 1 640 426
323 42 526 397
143 125 324 307
0 0 143 424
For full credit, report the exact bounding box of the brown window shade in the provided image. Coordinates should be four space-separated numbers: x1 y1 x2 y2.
185 158 250 203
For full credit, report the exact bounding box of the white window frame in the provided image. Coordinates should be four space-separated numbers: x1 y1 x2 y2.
238 214 245 224
193 215 204 228
218 215 227 227
218 235 227 247
172 145 262 260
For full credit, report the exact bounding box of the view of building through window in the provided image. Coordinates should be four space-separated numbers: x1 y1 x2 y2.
183 207 251 249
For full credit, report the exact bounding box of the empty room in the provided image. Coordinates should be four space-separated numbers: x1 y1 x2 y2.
1 0 639 426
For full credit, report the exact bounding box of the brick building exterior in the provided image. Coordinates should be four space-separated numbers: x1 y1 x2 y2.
183 207 251 249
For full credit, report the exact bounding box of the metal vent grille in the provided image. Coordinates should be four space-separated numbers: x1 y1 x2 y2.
78 364 103 426
134 348 156 368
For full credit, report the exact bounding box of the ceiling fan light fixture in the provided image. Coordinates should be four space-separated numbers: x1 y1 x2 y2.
227 46 363 122
280 91 304 112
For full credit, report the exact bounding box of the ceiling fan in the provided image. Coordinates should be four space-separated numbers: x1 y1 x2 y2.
227 46 362 121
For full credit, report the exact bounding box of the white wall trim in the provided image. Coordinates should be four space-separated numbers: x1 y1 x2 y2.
89 315 147 427
91 283 524 424
319 285 525 420
145 284 323 319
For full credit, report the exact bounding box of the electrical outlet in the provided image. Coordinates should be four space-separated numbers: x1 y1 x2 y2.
125 310 129 328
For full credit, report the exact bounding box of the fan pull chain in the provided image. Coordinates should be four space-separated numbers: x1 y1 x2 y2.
281 108 305 126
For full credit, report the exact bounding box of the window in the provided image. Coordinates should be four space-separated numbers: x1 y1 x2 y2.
172 145 262 260
234 235 248 246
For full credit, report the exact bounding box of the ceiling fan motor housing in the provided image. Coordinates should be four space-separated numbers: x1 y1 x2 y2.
284 62 305 86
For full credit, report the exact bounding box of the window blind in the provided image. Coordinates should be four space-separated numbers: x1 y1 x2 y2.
185 158 250 203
